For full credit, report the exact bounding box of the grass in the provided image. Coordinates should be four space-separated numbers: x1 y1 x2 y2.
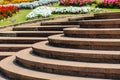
0 9 32 26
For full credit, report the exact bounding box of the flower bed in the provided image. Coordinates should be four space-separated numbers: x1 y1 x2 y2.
0 0 30 4
26 6 101 19
60 0 93 6
96 0 120 8
3 0 59 9
0 6 19 20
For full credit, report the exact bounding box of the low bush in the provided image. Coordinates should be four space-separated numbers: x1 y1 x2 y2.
3 0 59 9
96 0 120 8
0 5 19 20
60 0 93 6
26 6 102 19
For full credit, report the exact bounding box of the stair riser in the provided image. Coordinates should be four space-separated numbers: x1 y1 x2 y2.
48 40 120 50
69 16 95 21
0 67 40 80
0 56 8 61
0 47 30 52
41 22 80 26
80 24 120 28
13 27 77 31
0 40 46 44
0 33 62 37
95 16 120 19
16 57 120 79
33 48 120 63
64 34 120 38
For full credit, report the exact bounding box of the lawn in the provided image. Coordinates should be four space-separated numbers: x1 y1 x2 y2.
0 9 32 26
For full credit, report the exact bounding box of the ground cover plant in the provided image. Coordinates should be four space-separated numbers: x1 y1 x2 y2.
60 0 94 6
0 0 30 4
97 0 120 8
26 6 101 19
3 0 59 9
0 5 19 20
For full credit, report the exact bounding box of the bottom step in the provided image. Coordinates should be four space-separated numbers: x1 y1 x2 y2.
0 56 103 80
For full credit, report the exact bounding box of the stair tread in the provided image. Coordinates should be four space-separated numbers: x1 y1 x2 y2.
0 52 16 56
0 44 32 47
33 41 120 56
0 37 47 40
0 31 63 33
64 28 120 34
49 34 120 43
17 48 120 71
16 25 79 28
0 56 101 80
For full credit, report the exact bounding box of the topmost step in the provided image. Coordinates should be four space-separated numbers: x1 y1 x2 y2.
69 12 120 21
94 12 120 19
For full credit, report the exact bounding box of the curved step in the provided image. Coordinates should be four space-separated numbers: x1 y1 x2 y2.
13 25 79 31
48 34 120 50
68 16 94 21
94 12 120 19
79 19 120 28
0 73 9 80
41 21 80 26
0 37 47 44
32 41 120 63
0 52 15 60
0 44 32 52
0 31 63 37
64 28 120 38
0 56 100 80
16 48 120 79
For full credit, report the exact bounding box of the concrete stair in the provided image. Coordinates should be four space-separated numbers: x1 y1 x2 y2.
69 12 120 21
64 28 120 38
0 31 63 37
0 56 102 80
48 34 120 50
0 12 120 79
0 44 32 52
33 41 120 63
0 52 15 60
41 19 120 28
13 25 79 31
0 37 47 44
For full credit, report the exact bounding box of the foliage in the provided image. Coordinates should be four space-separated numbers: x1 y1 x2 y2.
26 6 102 19
0 5 19 20
96 0 120 8
60 0 94 6
3 0 59 9
0 0 30 4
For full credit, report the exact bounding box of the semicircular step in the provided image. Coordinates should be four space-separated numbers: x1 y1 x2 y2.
79 19 120 28
48 34 120 50
94 12 120 19
0 56 101 80
64 28 120 38
0 31 62 37
41 21 80 26
16 48 120 79
32 41 120 63
13 25 79 31
0 52 15 60
0 37 47 44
